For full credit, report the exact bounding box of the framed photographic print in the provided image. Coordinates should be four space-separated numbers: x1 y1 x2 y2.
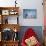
2 10 9 15
23 9 37 19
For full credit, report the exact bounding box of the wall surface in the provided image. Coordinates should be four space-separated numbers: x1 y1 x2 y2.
0 0 15 7
0 0 44 26
18 0 44 26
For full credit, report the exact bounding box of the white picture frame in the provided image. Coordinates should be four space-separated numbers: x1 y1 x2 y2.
2 10 9 15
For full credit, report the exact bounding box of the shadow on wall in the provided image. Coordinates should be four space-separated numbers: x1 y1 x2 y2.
18 26 43 44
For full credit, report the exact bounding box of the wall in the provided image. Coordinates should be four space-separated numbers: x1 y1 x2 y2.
18 0 44 26
0 0 44 26
0 0 15 7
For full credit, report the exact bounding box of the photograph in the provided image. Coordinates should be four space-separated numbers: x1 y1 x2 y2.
23 9 37 19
